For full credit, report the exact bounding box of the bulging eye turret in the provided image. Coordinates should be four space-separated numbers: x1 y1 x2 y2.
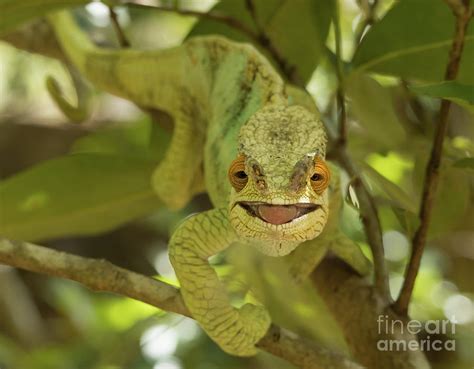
310 158 330 194
228 154 248 192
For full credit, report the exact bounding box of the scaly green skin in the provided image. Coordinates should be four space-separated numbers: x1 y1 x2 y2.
49 12 370 357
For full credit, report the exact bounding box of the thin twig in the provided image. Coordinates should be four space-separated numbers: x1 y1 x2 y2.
107 5 177 132
444 0 469 16
126 2 256 39
0 238 363 369
245 0 262 32
329 0 389 300
333 0 347 145
394 0 472 316
124 1 300 85
335 149 390 299
108 6 130 48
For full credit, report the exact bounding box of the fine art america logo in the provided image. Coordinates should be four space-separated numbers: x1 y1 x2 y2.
377 315 457 352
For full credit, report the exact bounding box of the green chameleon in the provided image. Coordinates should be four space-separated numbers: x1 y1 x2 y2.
49 11 370 357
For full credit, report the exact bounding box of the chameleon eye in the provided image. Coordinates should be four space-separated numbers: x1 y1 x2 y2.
228 154 248 192
310 158 330 194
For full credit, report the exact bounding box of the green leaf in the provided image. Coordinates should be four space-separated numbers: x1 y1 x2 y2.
352 0 474 83
409 81 474 108
346 73 405 149
413 154 471 238
362 163 417 214
430 164 470 238
0 0 89 35
0 154 161 241
70 117 171 159
188 0 335 83
391 207 420 238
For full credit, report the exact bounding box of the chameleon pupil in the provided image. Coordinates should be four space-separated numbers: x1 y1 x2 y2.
311 173 322 181
235 171 247 179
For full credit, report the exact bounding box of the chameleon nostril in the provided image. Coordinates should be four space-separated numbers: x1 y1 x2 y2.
256 179 267 190
252 164 262 176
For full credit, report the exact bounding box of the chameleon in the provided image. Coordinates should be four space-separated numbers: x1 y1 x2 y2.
48 11 370 357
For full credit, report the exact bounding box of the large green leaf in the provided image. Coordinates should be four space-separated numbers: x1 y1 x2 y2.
0 154 161 241
0 0 89 35
70 117 171 159
346 73 405 149
362 163 417 214
188 0 334 83
410 81 474 111
353 0 474 83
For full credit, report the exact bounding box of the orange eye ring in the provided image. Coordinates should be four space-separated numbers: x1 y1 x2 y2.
228 154 248 192
310 158 330 194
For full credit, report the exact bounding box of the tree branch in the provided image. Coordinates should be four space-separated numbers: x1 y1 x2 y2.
124 1 300 85
106 5 177 132
334 149 389 300
393 0 472 316
108 5 131 48
312 258 430 369
0 238 188 315
0 238 363 369
244 0 263 32
258 324 365 369
333 0 347 145
328 0 390 300
443 0 470 16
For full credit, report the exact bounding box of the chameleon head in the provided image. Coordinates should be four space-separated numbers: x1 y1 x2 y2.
228 105 330 257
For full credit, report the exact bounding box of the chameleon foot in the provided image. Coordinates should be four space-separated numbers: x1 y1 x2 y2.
216 304 271 357
240 303 271 343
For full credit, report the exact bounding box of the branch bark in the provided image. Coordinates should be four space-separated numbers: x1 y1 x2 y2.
312 258 430 369
393 0 473 316
0 238 363 369
108 5 130 48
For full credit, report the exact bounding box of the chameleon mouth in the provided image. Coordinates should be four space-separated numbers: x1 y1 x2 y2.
238 202 320 225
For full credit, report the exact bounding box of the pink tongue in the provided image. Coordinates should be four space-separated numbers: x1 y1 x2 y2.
257 205 298 225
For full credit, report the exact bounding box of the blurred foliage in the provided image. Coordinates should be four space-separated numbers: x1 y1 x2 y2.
189 0 335 82
352 0 474 83
410 82 474 111
0 0 473 369
0 0 89 35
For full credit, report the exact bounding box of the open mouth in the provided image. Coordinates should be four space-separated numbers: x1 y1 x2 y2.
238 202 321 225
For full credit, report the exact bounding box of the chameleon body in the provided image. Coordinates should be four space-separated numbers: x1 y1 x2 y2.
49 12 370 357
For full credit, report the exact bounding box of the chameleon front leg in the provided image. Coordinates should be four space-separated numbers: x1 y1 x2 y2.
169 208 271 356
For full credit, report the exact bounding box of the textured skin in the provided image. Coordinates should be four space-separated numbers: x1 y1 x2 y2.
49 12 370 357
229 105 329 256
